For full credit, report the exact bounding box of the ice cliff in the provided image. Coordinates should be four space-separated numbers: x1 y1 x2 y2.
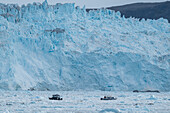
0 1 170 91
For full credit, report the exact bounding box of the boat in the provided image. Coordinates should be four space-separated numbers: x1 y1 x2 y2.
101 96 117 100
133 90 160 93
49 94 63 100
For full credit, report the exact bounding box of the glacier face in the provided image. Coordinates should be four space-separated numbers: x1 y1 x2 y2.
0 1 170 91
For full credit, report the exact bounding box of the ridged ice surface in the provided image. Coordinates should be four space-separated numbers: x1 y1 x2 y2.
0 0 170 91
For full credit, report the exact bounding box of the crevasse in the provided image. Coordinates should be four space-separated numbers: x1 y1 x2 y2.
0 0 169 91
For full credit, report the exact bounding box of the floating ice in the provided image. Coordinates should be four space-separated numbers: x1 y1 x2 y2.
99 108 120 113
147 95 157 100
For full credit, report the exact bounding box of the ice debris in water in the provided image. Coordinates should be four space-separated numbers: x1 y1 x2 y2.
148 95 157 100
99 108 120 113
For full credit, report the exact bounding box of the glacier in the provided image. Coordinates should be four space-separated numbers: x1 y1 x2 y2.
0 0 169 91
